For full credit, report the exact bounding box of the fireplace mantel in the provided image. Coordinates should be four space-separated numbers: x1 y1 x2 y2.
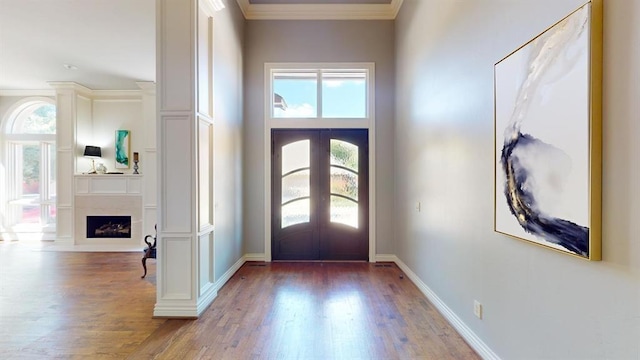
73 174 143 248
75 174 142 195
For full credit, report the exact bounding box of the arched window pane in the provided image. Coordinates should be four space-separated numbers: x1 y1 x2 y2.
282 140 310 175
12 104 56 134
330 139 358 172
330 166 358 201
282 169 310 204
330 196 358 229
282 198 310 228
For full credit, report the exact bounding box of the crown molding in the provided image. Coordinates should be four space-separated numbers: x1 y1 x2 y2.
136 81 157 95
389 0 403 18
47 81 93 95
44 82 143 99
235 0 403 20
91 90 143 100
0 89 56 97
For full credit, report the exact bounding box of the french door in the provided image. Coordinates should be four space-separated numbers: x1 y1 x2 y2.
272 129 368 261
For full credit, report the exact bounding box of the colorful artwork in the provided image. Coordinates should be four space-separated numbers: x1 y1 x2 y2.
115 130 130 169
494 2 601 260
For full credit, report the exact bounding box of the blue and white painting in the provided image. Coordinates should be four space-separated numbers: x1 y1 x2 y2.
494 3 593 258
115 130 130 169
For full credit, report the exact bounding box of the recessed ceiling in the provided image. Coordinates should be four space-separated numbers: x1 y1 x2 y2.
249 0 391 4
237 0 403 20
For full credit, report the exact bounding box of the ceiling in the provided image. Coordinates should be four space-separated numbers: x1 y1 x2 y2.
0 0 156 91
0 0 401 92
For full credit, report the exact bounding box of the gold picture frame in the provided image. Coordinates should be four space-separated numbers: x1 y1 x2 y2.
493 0 602 260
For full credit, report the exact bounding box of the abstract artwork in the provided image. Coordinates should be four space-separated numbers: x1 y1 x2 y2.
115 130 130 169
494 1 601 260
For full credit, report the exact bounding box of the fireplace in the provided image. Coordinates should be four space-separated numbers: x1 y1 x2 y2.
86 216 132 238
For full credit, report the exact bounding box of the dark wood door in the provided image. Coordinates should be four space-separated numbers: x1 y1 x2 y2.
272 129 369 261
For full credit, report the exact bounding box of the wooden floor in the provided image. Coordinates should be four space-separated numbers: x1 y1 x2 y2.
0 242 480 360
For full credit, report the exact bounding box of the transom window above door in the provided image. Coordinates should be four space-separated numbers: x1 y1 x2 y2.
267 64 373 122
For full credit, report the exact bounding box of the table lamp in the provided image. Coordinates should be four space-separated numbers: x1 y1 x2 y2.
83 145 102 174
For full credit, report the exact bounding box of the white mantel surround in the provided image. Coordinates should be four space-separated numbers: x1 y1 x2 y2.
74 174 144 250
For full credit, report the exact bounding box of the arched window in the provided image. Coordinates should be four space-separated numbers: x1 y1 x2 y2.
4 99 56 234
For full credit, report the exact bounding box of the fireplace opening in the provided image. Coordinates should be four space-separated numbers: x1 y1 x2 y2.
86 216 131 238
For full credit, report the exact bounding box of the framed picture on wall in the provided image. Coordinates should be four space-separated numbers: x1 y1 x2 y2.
493 0 602 260
115 130 131 169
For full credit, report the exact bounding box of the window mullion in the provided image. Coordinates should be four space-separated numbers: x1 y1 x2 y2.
41 142 49 203
13 143 22 201
8 143 19 225
317 70 322 119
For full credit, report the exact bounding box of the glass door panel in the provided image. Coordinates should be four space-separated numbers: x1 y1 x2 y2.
329 196 359 229
282 140 310 174
46 143 56 202
329 139 359 228
272 129 368 261
330 139 359 170
330 167 358 200
10 142 56 230
281 140 311 229
282 169 310 204
282 199 310 228
21 144 41 197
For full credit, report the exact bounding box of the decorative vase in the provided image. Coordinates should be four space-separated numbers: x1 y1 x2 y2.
96 163 107 174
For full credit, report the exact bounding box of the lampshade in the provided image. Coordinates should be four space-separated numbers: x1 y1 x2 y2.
83 145 102 158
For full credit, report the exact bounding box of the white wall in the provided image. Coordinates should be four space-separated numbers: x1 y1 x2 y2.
86 99 143 173
395 0 640 358
75 96 144 174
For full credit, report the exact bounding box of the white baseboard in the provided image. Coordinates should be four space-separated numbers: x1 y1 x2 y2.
244 253 266 262
153 302 199 318
0 232 57 241
392 256 500 360
197 284 218 316
213 255 247 293
40 243 143 252
375 253 396 262
194 254 263 316
54 237 74 245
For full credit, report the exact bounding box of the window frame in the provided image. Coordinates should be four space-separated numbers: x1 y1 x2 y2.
2 98 57 233
265 63 374 129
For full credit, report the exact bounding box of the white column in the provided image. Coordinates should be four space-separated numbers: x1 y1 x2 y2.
154 0 217 318
49 82 92 245
136 82 158 238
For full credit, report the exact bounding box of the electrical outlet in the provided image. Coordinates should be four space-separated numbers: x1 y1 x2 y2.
473 300 483 319
416 201 421 212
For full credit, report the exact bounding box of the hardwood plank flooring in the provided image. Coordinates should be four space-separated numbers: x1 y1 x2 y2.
0 242 480 359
